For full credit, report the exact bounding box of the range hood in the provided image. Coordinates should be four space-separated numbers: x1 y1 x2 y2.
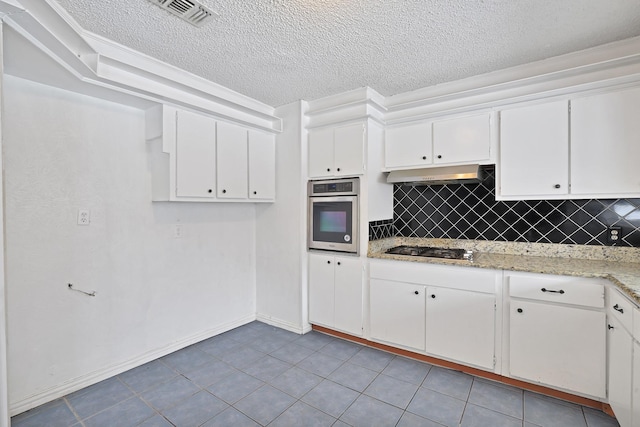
386 164 483 185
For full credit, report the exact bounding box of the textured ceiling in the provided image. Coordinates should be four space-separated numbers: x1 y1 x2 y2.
53 0 640 107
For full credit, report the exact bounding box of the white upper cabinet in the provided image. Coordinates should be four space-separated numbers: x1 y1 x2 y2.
385 113 492 170
146 105 275 203
432 113 491 165
385 122 433 169
498 100 569 199
175 109 217 199
248 130 276 200
571 87 640 196
308 123 364 178
498 86 640 200
216 121 248 199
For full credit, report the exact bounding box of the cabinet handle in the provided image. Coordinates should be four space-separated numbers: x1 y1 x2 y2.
613 304 624 314
541 288 564 294
422 156 427 160
608 324 614 330
554 184 561 189
414 290 419 295
208 189 212 193
437 155 442 159
517 308 523 313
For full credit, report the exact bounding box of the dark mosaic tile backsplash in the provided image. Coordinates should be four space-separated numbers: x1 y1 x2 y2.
392 166 640 247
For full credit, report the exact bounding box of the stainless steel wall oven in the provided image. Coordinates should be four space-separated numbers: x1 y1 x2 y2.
308 178 359 254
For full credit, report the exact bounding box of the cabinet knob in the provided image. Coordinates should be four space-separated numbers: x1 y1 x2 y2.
327 260 331 264
613 304 624 314
422 156 427 160
208 189 212 193
430 294 435 299
337 262 341 266
608 324 614 330
414 290 419 295
222 189 227 194
253 191 257 195
517 308 523 313
554 184 561 189
337 168 341 172
437 155 442 159
327 168 331 172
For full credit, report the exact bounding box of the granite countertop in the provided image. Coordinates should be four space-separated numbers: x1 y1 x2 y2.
368 237 640 305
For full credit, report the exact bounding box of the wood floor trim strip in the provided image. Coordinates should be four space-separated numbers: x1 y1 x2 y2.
312 324 609 413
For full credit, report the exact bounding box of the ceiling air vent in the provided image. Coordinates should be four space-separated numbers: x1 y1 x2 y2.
147 0 218 27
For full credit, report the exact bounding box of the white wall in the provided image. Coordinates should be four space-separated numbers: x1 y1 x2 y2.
2 76 257 414
255 101 308 333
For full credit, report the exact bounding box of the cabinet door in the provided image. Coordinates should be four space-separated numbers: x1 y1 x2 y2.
333 123 365 176
633 340 640 427
571 87 640 196
248 131 275 200
333 256 363 336
499 100 569 198
216 121 248 199
509 300 606 398
370 279 426 351
308 127 335 178
433 113 491 165
385 122 432 168
608 316 633 427
175 110 217 198
308 254 335 328
426 288 495 370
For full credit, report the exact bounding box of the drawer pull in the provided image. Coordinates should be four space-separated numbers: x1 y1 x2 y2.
541 288 564 294
608 324 614 330
613 304 624 314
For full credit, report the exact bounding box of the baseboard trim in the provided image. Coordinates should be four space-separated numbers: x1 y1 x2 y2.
312 325 609 412
255 314 310 334
10 314 256 416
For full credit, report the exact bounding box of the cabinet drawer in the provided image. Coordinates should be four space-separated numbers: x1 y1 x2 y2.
608 288 634 333
508 274 604 308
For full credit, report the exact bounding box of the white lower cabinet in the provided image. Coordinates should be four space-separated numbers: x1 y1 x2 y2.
308 253 363 336
509 300 606 398
608 315 633 427
426 287 495 370
370 279 426 351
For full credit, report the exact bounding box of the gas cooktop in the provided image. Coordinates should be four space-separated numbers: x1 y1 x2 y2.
385 245 473 261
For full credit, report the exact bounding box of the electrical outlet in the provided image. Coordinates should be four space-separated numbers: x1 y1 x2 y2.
77 209 90 226
607 226 622 244
174 224 183 238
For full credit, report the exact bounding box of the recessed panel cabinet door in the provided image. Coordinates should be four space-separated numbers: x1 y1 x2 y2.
571 87 640 196
426 288 495 370
499 100 569 198
333 256 363 337
217 121 248 199
308 253 335 328
509 300 606 398
608 316 633 427
248 131 275 200
333 123 365 176
308 127 335 178
433 113 491 165
175 110 217 198
633 340 640 427
370 279 426 351
385 122 432 169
